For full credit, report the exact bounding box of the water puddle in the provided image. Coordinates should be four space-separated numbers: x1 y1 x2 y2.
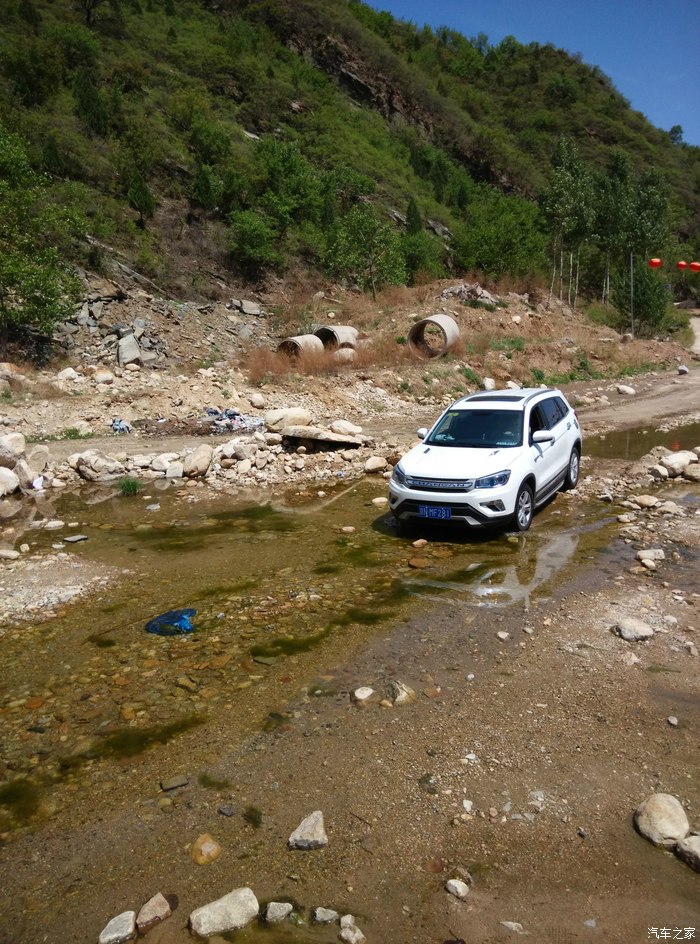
586 420 700 459
0 480 613 833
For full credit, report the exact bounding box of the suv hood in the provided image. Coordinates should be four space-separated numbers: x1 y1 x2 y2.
402 444 522 479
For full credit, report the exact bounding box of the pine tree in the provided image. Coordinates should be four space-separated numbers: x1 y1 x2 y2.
406 197 422 235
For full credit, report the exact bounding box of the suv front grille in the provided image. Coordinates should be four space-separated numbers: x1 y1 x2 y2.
405 476 475 492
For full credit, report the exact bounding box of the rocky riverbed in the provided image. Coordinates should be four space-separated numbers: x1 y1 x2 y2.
0 287 699 943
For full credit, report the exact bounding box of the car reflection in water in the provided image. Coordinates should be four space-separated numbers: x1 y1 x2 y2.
401 530 580 608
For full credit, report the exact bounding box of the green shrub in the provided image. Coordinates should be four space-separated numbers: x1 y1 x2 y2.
611 264 672 338
490 336 525 355
458 365 481 386
62 427 92 440
227 210 283 274
118 476 141 496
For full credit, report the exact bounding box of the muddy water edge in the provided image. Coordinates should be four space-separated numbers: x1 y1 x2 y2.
0 477 698 944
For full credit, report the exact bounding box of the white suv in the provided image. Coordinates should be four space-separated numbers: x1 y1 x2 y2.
389 388 581 532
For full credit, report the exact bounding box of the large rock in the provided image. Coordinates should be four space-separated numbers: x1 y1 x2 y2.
94 368 115 385
282 426 363 446
136 893 171 933
675 835 700 872
0 432 25 469
183 444 213 477
634 793 690 847
0 467 20 497
117 334 141 367
12 459 34 490
265 902 293 923
219 440 256 461
151 452 181 472
288 810 328 849
25 445 49 476
660 450 697 477
98 911 136 944
364 456 387 473
75 451 125 482
189 888 259 937
330 419 363 436
614 616 654 642
682 464 700 483
265 407 312 430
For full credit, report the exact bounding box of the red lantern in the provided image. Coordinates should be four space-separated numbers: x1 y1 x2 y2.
690 261 700 272
648 258 663 268
677 260 688 269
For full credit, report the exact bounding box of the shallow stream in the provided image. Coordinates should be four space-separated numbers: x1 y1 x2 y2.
0 479 611 837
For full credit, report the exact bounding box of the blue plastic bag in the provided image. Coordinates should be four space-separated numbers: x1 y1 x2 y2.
145 608 197 636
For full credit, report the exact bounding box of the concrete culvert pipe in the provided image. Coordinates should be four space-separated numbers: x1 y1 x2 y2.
407 314 460 359
313 325 359 349
277 334 325 356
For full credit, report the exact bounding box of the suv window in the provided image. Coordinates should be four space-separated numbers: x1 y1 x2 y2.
427 409 523 448
539 396 568 429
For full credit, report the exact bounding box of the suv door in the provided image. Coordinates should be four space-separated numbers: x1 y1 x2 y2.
537 395 571 484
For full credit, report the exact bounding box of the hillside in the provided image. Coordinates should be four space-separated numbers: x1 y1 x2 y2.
1 0 699 318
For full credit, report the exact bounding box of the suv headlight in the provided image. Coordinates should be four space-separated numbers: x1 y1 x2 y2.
474 470 511 489
391 463 406 485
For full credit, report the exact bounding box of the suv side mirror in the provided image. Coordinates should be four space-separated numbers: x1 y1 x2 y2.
532 430 554 443
416 427 428 440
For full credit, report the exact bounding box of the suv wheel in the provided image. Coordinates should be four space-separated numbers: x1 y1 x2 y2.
513 483 533 532
562 446 580 491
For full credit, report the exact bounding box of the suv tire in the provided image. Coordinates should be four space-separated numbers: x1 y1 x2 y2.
562 446 580 491
513 483 533 532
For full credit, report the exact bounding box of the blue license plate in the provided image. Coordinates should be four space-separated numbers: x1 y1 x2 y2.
418 505 451 520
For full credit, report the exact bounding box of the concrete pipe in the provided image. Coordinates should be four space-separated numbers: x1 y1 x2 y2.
277 334 325 356
314 325 359 349
407 314 460 359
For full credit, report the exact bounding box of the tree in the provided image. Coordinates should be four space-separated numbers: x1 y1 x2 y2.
0 127 82 351
668 125 684 146
190 164 223 213
406 197 422 235
76 0 108 27
127 171 155 227
611 262 670 337
539 137 594 305
594 151 635 303
227 210 282 275
401 230 445 283
326 205 406 299
453 188 547 279
73 70 108 136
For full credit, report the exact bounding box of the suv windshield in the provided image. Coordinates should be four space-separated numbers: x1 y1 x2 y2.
426 409 524 448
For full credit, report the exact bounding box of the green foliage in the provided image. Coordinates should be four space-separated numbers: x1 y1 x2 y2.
326 204 406 298
127 171 155 225
61 427 93 440
406 196 422 235
611 264 672 337
0 125 82 349
458 365 481 386
118 476 141 495
490 336 525 355
401 231 446 283
0 0 696 304
73 70 109 135
453 188 547 278
227 210 283 274
4 38 63 106
190 164 223 212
